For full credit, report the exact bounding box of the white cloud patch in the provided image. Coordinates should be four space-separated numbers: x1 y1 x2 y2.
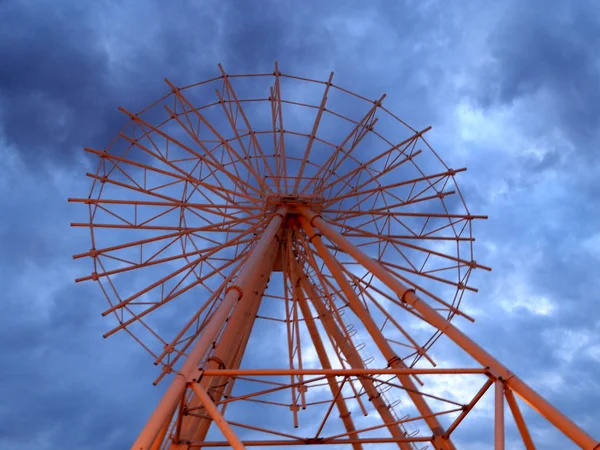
542 327 600 364
493 268 557 317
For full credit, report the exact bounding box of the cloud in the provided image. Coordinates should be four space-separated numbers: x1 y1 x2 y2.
470 0 600 151
1 0 599 449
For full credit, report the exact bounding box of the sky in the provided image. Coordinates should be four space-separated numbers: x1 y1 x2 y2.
1 0 599 449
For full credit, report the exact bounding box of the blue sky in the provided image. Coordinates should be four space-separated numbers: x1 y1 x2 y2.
1 1 599 449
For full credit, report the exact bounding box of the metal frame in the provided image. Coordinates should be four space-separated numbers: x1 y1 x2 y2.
71 64 599 450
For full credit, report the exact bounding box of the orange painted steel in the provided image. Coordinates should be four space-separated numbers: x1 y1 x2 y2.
179 238 278 446
71 64 599 450
189 383 246 450
131 208 286 450
495 381 505 450
294 261 415 450
504 388 536 450
288 243 361 449
298 215 454 448
301 205 599 449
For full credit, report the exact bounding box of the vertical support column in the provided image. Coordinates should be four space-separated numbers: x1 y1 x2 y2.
505 388 536 450
298 216 453 448
495 381 505 450
288 245 362 450
149 418 172 450
131 208 287 450
297 272 413 450
176 236 279 446
301 206 600 450
189 383 246 450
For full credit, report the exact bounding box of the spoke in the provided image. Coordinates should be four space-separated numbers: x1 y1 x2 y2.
103 251 246 338
76 234 254 283
329 190 458 223
217 64 277 189
99 216 268 315
272 62 287 193
294 71 334 195
323 167 465 208
85 146 240 206
319 127 430 195
303 94 385 195
120 105 261 204
70 198 260 215
328 145 422 202
161 103 262 200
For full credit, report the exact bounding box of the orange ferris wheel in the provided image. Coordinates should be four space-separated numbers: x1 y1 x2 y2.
70 63 599 449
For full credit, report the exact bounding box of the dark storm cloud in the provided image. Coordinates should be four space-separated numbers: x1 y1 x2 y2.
0 283 167 449
1 0 599 449
472 1 600 151
0 2 116 161
0 153 165 448
0 0 448 164
0 1 332 168
0 1 353 448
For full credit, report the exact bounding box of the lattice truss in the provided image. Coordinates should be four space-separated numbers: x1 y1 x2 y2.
70 64 600 450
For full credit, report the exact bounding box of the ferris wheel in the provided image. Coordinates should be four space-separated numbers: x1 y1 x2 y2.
70 63 599 450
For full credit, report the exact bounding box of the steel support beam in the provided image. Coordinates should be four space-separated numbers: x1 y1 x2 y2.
131 208 287 450
301 206 600 450
299 215 454 449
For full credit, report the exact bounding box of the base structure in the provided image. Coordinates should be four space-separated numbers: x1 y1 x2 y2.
127 206 599 450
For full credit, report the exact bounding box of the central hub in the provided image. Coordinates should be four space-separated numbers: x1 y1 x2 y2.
265 194 324 213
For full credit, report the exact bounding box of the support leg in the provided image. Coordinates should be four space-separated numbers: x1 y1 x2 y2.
131 208 287 450
298 216 454 448
301 206 600 450
495 380 504 450
294 262 415 450
289 247 362 449
505 388 535 450
189 383 246 450
174 238 278 446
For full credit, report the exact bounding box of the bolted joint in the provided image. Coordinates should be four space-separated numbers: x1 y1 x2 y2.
207 356 226 370
487 366 514 382
400 288 416 304
307 231 322 243
309 214 320 228
432 435 453 450
387 355 401 367
225 284 243 300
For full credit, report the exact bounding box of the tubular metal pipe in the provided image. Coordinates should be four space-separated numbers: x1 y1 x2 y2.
131 208 287 450
301 206 600 450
